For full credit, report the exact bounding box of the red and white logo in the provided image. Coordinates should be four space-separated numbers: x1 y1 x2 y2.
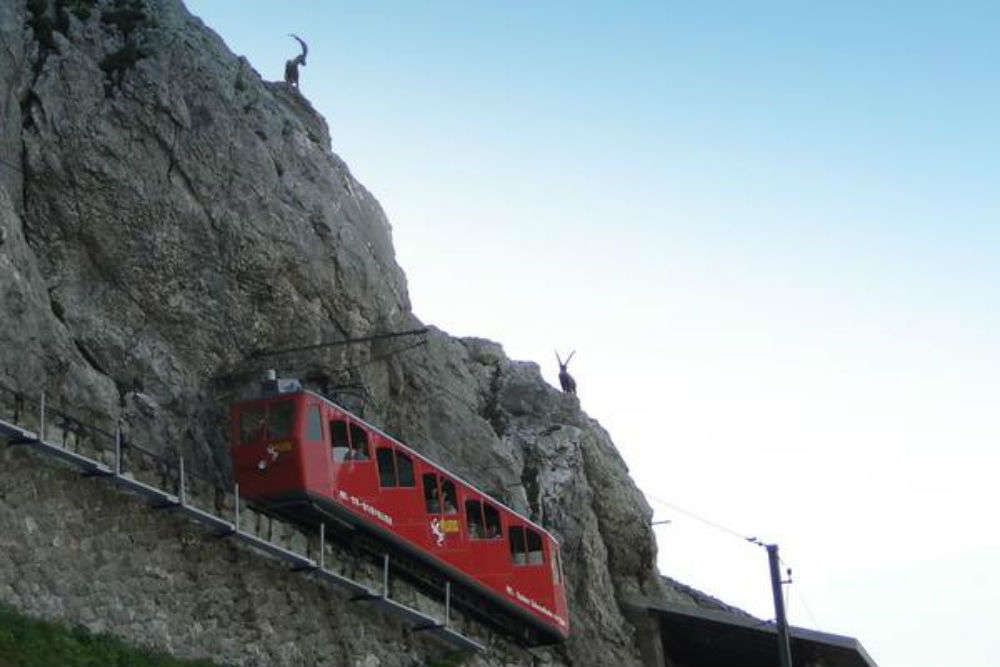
256 444 280 472
430 518 445 547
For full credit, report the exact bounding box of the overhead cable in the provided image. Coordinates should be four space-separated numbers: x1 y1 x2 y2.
250 328 429 359
645 493 757 544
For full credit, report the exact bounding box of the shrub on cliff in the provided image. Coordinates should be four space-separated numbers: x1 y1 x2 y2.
0 603 226 667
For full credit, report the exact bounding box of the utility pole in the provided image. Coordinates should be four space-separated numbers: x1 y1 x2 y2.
767 543 794 667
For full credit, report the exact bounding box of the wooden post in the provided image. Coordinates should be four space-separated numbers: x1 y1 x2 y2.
767 544 793 667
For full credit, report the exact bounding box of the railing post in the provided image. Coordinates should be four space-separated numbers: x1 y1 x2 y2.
178 455 186 506
234 483 240 533
39 392 45 441
445 581 451 628
319 523 325 570
382 553 389 598
114 421 121 476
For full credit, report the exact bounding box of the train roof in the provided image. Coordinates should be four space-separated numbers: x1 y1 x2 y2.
234 387 561 546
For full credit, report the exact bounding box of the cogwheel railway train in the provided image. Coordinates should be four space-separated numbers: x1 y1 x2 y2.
229 373 569 644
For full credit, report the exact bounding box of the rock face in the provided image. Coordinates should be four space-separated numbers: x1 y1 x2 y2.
0 1 665 664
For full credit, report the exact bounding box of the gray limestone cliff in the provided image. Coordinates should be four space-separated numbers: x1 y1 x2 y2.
0 1 665 665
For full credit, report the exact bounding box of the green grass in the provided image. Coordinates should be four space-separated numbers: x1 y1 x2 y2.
425 655 468 667
0 603 227 667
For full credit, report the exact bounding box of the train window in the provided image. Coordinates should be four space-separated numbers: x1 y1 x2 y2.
396 452 414 487
466 500 484 539
423 473 440 513
349 425 369 460
526 529 544 565
555 548 565 584
306 406 322 441
240 406 266 444
441 480 457 514
484 504 501 538
377 448 396 486
465 500 500 539
509 526 527 565
268 401 295 439
378 447 414 487
331 420 350 462
425 475 458 514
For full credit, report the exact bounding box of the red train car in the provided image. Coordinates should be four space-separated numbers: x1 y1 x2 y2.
229 375 569 644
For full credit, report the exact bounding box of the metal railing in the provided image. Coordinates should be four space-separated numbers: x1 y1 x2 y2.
0 379 484 653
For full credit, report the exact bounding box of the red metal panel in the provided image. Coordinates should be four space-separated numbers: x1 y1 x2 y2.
230 398 303 501
230 391 570 640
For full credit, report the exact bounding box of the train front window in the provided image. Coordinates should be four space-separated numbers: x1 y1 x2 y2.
306 406 322 441
331 420 350 461
239 406 266 444
268 401 295 439
349 425 369 460
423 473 440 513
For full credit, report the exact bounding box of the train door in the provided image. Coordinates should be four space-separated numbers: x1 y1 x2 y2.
299 398 331 494
328 411 374 493
463 495 507 576
231 397 301 497
421 472 463 556
374 443 418 529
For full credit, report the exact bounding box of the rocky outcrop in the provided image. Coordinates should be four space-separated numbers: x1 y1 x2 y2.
0 1 665 664
661 577 759 620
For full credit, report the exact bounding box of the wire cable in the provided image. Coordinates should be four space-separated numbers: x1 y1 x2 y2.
250 328 428 358
646 490 831 628
793 585 820 628
645 493 759 544
779 555 821 628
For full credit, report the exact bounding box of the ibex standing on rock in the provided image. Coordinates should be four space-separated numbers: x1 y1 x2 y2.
555 350 577 395
284 34 308 89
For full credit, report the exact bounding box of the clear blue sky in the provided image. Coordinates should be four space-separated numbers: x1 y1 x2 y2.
185 3 999 666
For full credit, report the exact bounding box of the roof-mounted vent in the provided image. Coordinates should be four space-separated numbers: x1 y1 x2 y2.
261 370 302 396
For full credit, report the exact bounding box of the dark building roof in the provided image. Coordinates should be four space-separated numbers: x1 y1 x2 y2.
623 578 878 667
